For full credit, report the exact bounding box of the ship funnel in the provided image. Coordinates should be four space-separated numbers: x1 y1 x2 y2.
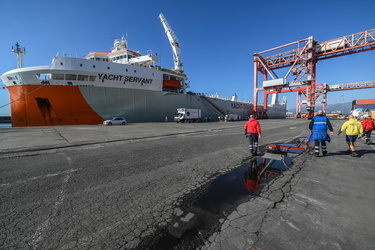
271 94 279 105
231 93 238 101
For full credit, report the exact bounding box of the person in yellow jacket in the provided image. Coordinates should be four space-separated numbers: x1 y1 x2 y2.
338 115 364 157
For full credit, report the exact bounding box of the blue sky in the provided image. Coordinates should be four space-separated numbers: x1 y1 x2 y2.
1 0 374 116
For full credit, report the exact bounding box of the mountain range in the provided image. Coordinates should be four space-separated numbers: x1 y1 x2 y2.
288 102 352 115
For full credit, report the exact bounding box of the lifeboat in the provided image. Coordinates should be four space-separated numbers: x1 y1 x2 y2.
163 80 181 89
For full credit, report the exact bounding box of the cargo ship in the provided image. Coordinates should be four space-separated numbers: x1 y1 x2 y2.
0 15 286 127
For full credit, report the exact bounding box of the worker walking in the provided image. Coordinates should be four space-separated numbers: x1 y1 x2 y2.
362 116 374 145
244 115 261 156
338 114 364 157
308 110 334 157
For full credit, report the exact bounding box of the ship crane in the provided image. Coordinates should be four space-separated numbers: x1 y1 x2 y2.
158 13 183 73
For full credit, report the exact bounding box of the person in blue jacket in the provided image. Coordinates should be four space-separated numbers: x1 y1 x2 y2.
308 110 334 156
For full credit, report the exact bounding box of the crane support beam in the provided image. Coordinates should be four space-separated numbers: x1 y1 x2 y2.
327 80 375 92
316 29 375 61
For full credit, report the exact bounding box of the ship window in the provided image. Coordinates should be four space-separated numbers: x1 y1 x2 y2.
108 67 110 70
89 76 96 81
66 74 77 80
52 74 64 80
80 64 83 67
36 73 50 80
78 75 88 81
93 65 96 68
96 58 100 61
126 69 128 72
134 70 136 73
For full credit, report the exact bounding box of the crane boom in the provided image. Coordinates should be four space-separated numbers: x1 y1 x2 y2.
158 13 183 73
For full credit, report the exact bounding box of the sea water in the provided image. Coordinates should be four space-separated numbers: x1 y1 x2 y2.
0 123 12 128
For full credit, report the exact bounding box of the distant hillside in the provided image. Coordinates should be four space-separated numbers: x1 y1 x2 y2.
288 102 352 115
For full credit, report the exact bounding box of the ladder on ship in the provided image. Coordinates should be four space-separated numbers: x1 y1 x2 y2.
200 95 226 117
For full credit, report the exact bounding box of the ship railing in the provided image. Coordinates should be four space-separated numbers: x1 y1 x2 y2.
155 66 187 77
203 93 231 101
193 92 253 104
55 52 87 59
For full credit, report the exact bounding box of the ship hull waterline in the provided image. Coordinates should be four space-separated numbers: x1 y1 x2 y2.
6 85 285 127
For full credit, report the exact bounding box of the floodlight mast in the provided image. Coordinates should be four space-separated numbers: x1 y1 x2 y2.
158 13 183 73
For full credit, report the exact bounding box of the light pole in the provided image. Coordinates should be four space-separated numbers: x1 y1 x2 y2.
340 95 344 114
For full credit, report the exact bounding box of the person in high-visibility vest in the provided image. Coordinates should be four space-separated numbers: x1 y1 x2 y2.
308 110 334 157
338 114 364 157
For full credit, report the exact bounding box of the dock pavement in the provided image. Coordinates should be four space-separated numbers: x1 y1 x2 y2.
1 119 374 249
202 119 375 250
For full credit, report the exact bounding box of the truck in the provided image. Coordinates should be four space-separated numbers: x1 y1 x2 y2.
174 108 202 123
226 113 241 121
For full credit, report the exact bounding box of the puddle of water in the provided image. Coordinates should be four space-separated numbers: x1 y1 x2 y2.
136 141 307 249
195 156 292 215
139 157 293 250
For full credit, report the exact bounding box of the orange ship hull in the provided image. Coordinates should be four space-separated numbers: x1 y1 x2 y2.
7 85 104 127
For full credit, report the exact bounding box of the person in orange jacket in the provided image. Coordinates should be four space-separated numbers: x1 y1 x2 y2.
244 115 261 156
362 116 374 145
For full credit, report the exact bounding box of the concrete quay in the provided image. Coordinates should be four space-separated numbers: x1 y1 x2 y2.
1 119 374 249
202 119 375 250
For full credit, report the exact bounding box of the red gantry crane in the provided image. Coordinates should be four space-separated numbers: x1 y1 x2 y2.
253 28 375 119
307 80 375 114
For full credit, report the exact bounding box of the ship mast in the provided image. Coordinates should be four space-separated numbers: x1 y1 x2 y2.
12 42 26 68
158 13 183 73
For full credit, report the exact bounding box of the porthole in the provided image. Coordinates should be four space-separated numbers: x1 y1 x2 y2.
93 65 96 68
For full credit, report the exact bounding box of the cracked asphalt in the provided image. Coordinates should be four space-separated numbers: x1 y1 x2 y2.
201 119 375 250
1 119 374 249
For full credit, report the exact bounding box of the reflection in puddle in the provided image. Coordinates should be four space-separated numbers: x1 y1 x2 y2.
198 138 308 212
138 139 308 249
196 155 293 215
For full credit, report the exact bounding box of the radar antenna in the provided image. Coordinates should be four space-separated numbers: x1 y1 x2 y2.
12 42 26 68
